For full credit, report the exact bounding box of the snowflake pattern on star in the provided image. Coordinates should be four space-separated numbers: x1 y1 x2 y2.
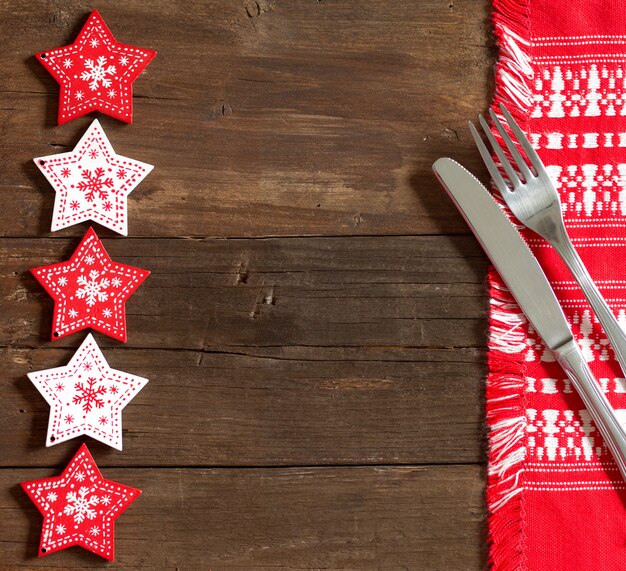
76 270 110 306
21 443 141 561
73 377 107 412
81 56 116 91
35 9 156 124
30 227 150 342
27 333 148 449
64 486 100 523
34 119 154 235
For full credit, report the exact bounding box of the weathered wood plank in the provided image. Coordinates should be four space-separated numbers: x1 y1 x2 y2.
1 464 485 569
2 345 486 467
1 235 489 350
0 0 494 238
0 235 488 466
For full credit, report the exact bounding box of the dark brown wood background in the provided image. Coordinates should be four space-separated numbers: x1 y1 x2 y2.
0 1 495 569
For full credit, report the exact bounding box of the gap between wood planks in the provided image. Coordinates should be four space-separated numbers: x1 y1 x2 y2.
0 232 475 240
0 344 487 355
0 462 484 470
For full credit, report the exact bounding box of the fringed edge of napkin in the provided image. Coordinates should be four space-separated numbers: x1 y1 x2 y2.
487 273 528 569
488 0 532 569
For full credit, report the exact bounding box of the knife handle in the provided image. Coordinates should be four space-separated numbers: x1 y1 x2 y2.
555 339 626 481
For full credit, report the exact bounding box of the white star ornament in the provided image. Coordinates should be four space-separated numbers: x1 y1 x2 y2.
27 333 148 450
34 119 153 236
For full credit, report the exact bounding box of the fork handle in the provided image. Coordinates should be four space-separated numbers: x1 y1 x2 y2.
555 339 626 481
553 230 626 377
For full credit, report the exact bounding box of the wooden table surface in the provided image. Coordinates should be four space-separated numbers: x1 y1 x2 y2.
0 1 494 569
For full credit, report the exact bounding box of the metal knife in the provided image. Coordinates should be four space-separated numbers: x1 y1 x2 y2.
432 157 626 480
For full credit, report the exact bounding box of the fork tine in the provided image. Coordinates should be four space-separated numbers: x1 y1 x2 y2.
488 108 533 182
468 120 511 197
477 114 521 188
499 103 545 175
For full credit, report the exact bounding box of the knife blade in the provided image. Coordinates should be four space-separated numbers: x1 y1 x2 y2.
432 157 571 351
432 156 626 481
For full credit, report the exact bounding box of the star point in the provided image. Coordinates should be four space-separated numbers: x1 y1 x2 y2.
30 227 150 342
35 9 156 124
34 119 153 235
28 333 148 450
21 443 141 561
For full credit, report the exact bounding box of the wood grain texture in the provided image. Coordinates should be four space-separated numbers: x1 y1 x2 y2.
2 235 489 349
2 345 487 467
3 465 485 569
2 235 488 467
0 0 494 238
0 0 494 568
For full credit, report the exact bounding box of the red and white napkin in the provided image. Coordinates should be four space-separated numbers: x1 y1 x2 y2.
489 1 626 569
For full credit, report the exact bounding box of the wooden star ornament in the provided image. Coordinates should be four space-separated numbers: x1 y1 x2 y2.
21 443 141 561
28 333 148 450
34 119 153 236
31 227 150 342
35 9 156 124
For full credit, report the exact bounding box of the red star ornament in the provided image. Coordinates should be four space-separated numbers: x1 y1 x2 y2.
21 443 141 561
28 333 149 450
34 119 154 236
35 9 156 124
31 227 149 342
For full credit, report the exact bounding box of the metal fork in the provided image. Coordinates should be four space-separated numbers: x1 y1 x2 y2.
469 103 626 377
